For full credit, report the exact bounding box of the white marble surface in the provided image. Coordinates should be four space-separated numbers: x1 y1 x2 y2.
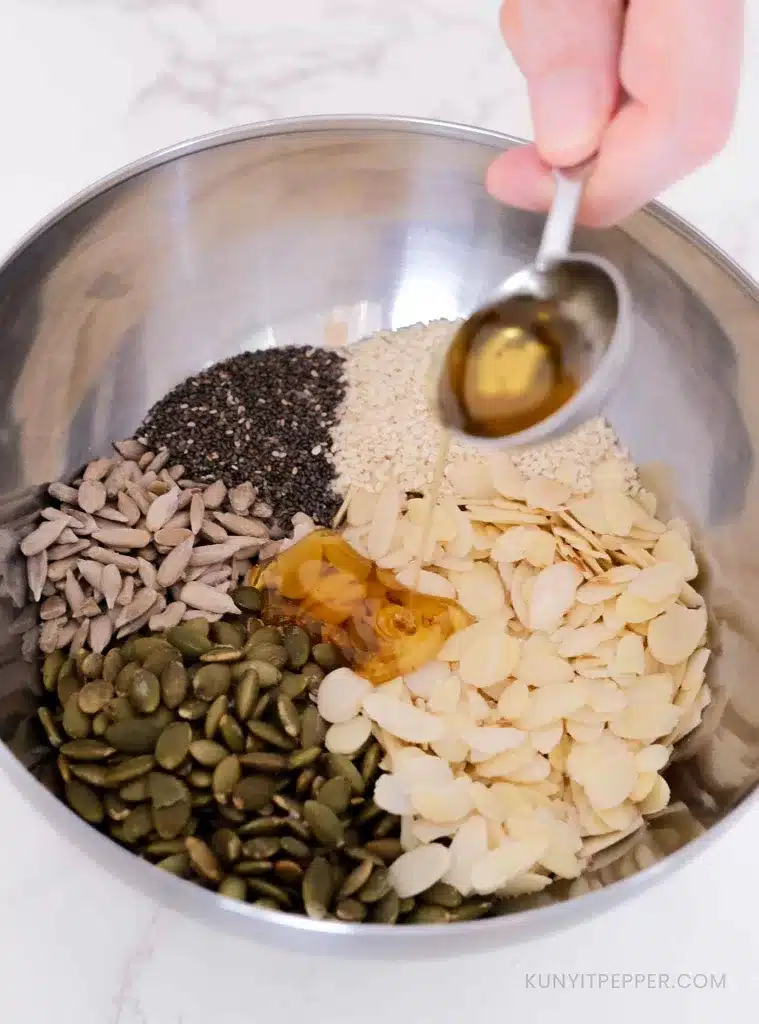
1 1 759 1021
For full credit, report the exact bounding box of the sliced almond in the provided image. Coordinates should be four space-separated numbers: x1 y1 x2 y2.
647 605 707 665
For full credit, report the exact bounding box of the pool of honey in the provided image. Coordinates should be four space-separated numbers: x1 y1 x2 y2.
249 529 472 684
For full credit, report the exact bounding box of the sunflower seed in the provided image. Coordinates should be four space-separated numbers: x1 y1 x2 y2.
202 480 227 509
21 518 68 556
88 548 139 572
48 481 79 503
115 588 159 629
77 481 107 515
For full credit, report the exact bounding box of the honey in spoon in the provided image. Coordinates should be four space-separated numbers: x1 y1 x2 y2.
439 296 579 439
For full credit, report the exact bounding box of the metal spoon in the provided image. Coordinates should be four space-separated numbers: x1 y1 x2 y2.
432 160 632 448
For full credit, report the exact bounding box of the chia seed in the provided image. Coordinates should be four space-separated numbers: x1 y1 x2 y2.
137 346 346 529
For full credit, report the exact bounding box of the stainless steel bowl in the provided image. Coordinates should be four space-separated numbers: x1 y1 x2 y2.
0 116 757 958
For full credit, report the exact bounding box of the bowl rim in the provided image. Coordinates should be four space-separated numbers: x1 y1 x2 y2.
2 113 758 948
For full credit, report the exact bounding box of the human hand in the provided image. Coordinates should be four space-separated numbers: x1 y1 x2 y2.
486 0 744 226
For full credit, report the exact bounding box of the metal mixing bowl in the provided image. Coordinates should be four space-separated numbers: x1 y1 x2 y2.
0 116 757 958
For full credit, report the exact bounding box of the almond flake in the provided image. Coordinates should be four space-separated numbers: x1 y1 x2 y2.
362 692 445 744
410 777 474 823
647 605 707 665
389 843 451 898
450 562 506 618
528 562 583 632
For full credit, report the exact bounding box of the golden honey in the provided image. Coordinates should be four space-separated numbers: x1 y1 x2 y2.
249 529 472 684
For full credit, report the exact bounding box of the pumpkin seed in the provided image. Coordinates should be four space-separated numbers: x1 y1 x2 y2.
212 828 242 863
62 695 92 740
115 661 140 695
234 670 259 720
448 900 493 922
104 793 131 821
102 648 125 684
157 853 190 876
231 861 271 880
127 669 161 714
360 742 382 785
239 751 289 772
242 837 281 860
247 720 296 751
299 706 326 750
355 801 383 827
302 662 325 694
155 721 192 770
283 626 311 669
251 692 273 720
178 698 207 721
276 694 300 738
161 661 188 709
106 696 135 723
407 905 450 925
246 879 290 905
295 766 318 795
303 800 345 848
43 650 66 691
218 876 247 900
78 680 114 715
154 799 191 840
373 814 397 839
219 714 245 753
105 718 163 754
202 695 227 739
241 660 281 688
373 890 401 924
232 775 277 811
212 620 246 647
146 838 187 856
189 740 228 767
212 755 242 797
338 857 374 898
274 860 304 885
105 755 156 786
167 623 213 657
193 663 232 701
336 899 367 923
238 817 285 837
421 883 463 909
231 586 263 612
57 672 80 706
399 897 418 915
272 794 304 818
317 775 352 814
142 648 181 676
60 738 115 761
66 780 105 824
243 626 281 653
280 836 310 860
357 866 391 904
278 671 309 699
92 712 109 736
186 837 222 882
326 753 365 795
149 771 190 809
120 804 154 843
120 777 151 802
287 746 322 771
312 642 340 671
200 645 243 664
69 762 108 787
303 856 333 920
188 770 212 789
364 838 403 863
249 642 288 669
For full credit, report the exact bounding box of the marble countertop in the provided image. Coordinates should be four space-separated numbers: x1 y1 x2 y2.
1 1 758 1021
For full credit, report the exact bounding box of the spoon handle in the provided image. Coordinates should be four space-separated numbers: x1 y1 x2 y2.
535 157 596 269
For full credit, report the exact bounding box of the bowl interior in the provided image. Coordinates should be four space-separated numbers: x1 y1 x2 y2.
0 118 757 953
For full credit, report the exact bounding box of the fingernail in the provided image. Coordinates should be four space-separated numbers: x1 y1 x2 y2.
530 68 602 164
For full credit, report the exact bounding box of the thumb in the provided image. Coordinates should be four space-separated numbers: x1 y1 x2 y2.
501 0 624 166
